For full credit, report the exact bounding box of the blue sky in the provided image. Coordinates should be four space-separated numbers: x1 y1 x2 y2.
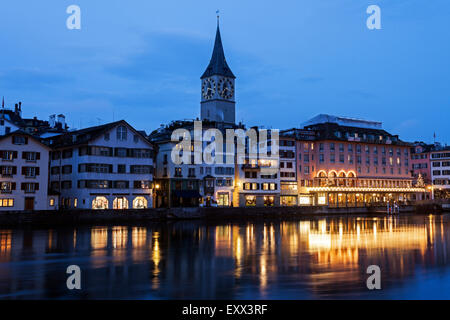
0 1 449 143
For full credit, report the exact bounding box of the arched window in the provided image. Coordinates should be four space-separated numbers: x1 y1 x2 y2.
328 171 337 186
117 126 127 141
338 172 346 186
113 197 129 209
92 196 108 209
133 196 147 209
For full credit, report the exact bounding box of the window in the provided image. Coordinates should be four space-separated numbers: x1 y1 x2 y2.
22 182 38 193
264 196 274 207
245 195 256 206
188 168 196 177
175 167 182 177
319 154 324 163
113 181 129 189
1 150 17 161
92 196 108 209
22 167 39 177
339 154 345 163
49 198 55 206
1 182 15 193
339 143 344 153
134 180 151 189
61 181 72 189
133 135 139 143
22 152 39 161
330 143 335 152
12 136 27 145
330 154 335 163
1 166 16 176
62 165 72 174
130 165 152 174
117 126 127 141
0 198 14 207
62 149 73 159
118 164 126 173
115 148 127 157
133 196 148 209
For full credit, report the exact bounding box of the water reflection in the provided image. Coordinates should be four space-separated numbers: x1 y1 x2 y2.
0 214 450 299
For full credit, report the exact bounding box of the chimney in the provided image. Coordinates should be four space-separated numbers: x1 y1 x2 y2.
14 103 18 114
57 114 66 129
18 101 22 112
49 114 56 127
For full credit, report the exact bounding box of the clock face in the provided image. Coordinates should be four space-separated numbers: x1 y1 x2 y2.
218 78 234 100
202 78 216 100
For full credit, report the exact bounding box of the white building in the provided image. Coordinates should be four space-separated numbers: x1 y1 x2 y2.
431 148 450 198
151 120 236 207
279 133 298 206
0 118 20 136
234 129 281 207
46 120 155 210
0 130 56 211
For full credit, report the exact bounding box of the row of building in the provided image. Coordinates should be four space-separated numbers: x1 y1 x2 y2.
0 22 447 211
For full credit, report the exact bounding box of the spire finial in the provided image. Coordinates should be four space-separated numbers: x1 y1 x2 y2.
216 10 220 27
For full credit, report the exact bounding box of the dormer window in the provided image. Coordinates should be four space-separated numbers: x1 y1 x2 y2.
117 126 127 141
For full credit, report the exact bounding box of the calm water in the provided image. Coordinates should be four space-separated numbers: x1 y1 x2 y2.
1 214 450 299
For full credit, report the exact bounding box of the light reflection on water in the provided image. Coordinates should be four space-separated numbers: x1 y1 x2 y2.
0 214 450 299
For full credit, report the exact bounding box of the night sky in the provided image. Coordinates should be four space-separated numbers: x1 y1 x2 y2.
0 1 449 143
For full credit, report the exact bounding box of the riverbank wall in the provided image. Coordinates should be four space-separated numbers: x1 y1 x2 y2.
0 204 429 227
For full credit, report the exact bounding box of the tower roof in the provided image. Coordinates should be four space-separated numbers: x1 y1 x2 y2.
201 24 235 79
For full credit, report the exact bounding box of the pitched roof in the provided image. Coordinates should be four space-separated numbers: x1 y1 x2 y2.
201 25 235 79
0 129 51 149
44 120 154 149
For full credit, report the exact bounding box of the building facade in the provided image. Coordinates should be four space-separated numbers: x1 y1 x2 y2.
46 120 154 210
293 115 425 207
0 131 55 211
430 147 450 199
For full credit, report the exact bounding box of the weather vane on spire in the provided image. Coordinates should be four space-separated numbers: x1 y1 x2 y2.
216 10 220 26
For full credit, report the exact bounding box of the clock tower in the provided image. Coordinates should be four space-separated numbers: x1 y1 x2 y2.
201 19 236 124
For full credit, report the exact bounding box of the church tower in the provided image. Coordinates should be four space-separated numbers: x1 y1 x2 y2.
200 18 236 124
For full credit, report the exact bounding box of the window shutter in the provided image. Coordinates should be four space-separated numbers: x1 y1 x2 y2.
12 166 17 175
22 167 26 175
21 183 25 190
13 151 17 159
36 152 40 160
24 137 28 144
35 183 39 190
22 152 27 159
36 167 40 176
109 164 113 173
11 182 16 190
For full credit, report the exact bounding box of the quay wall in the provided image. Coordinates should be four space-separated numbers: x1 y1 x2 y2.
0 205 424 227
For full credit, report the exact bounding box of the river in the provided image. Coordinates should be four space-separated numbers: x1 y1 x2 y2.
1 214 450 299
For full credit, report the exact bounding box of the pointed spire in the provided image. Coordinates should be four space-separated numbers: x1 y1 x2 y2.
201 17 235 79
